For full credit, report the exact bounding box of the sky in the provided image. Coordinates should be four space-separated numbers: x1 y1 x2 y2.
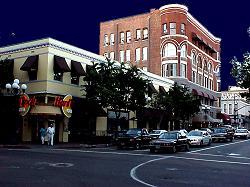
0 0 249 91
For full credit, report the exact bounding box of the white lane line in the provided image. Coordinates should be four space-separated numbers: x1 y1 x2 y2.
189 152 250 160
190 139 250 153
173 156 250 165
130 157 172 187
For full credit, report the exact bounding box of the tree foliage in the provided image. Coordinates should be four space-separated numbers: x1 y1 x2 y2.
0 59 14 90
230 52 250 101
82 59 149 119
151 83 201 124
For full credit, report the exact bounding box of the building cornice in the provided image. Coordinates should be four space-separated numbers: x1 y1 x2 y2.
0 38 106 64
187 13 221 43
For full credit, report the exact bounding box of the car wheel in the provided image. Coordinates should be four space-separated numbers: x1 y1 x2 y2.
200 141 203 146
135 142 141 150
172 146 177 153
150 148 155 153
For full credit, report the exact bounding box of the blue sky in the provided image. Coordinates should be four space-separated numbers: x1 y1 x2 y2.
1 0 250 90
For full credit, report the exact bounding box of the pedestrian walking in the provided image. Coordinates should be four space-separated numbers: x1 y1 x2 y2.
40 126 46 145
47 124 55 146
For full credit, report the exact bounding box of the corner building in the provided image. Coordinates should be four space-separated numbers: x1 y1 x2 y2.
100 4 222 124
0 38 174 143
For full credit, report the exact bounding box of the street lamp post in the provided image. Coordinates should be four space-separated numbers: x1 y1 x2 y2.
202 105 211 128
1 79 27 144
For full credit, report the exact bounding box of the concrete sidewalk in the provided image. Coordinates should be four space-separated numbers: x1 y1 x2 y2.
0 143 113 149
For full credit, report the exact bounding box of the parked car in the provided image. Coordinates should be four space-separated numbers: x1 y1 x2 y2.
149 130 167 139
200 128 212 134
187 130 212 146
211 127 234 142
234 128 250 139
116 128 152 149
149 130 190 153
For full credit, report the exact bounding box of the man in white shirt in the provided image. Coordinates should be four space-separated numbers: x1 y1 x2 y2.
47 124 55 146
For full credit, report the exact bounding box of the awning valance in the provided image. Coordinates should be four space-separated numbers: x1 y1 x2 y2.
192 89 203 96
192 113 219 123
71 60 86 76
54 55 71 72
217 112 231 122
20 55 38 71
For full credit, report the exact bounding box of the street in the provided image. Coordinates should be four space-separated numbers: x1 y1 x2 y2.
0 139 250 187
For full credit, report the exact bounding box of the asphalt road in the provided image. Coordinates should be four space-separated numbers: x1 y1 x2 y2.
0 139 250 187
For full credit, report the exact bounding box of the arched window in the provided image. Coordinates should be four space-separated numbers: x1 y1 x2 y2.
208 62 212 73
197 56 202 68
163 43 177 57
191 52 196 66
203 59 208 71
180 45 187 58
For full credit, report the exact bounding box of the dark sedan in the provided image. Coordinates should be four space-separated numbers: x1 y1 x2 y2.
211 127 234 142
149 131 190 153
116 128 152 149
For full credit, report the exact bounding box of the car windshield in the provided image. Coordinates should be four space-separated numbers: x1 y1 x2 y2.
213 128 226 133
159 132 177 139
236 129 247 133
188 131 202 136
151 130 161 134
126 129 141 135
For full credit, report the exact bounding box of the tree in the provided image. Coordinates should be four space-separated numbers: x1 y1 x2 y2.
230 53 250 101
151 83 201 129
83 59 149 120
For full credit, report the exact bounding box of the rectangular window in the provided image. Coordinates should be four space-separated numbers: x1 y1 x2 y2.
181 64 186 78
192 71 196 83
119 51 125 62
168 64 177 77
181 23 185 35
135 48 140 62
126 50 130 62
71 74 79 85
142 47 148 61
162 23 167 34
169 22 176 35
110 52 115 60
229 104 232 114
54 72 63 82
126 31 131 43
120 32 125 44
104 34 109 46
136 29 141 40
110 33 115 45
224 104 227 113
143 28 148 39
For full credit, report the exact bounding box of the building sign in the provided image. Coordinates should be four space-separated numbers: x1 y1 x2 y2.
54 95 72 118
19 93 36 116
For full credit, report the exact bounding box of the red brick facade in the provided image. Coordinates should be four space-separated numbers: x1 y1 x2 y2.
99 4 221 114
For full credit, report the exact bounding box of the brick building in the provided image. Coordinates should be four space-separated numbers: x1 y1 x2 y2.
100 4 221 124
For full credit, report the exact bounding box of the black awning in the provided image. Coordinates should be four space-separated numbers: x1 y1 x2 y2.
71 60 86 76
54 55 71 72
20 55 38 71
159 86 167 94
148 83 158 93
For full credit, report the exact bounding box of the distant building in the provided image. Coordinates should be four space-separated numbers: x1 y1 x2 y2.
221 86 250 129
99 4 221 125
